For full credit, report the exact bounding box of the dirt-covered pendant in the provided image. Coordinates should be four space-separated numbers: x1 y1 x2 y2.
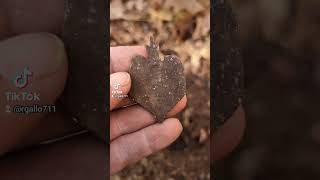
213 1 243 131
129 37 186 122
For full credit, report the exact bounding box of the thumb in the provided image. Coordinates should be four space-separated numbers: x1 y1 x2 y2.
0 33 68 154
110 72 131 111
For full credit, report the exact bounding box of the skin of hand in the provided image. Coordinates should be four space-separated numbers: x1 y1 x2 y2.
109 46 187 174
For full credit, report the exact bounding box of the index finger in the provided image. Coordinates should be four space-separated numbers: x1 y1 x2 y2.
110 46 147 73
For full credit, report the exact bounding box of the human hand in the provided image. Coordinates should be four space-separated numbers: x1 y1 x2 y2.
109 46 187 174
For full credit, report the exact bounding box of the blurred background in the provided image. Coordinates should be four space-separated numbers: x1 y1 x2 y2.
215 0 320 179
110 0 210 179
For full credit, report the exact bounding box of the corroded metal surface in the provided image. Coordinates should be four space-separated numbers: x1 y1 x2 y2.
129 37 186 122
213 1 243 131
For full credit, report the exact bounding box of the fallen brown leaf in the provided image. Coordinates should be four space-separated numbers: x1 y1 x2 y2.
164 0 205 15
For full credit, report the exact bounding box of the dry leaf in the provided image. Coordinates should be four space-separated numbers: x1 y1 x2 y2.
193 10 210 39
164 0 205 15
149 9 173 21
126 0 146 11
199 128 208 143
110 0 145 21
174 10 195 39
110 0 125 20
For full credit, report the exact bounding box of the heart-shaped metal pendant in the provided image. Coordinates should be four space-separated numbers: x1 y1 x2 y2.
213 1 243 131
129 37 186 122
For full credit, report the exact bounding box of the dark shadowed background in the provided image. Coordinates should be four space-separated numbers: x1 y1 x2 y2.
215 0 320 179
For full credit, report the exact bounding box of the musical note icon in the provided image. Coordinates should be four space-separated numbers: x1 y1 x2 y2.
113 83 120 90
13 66 33 89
